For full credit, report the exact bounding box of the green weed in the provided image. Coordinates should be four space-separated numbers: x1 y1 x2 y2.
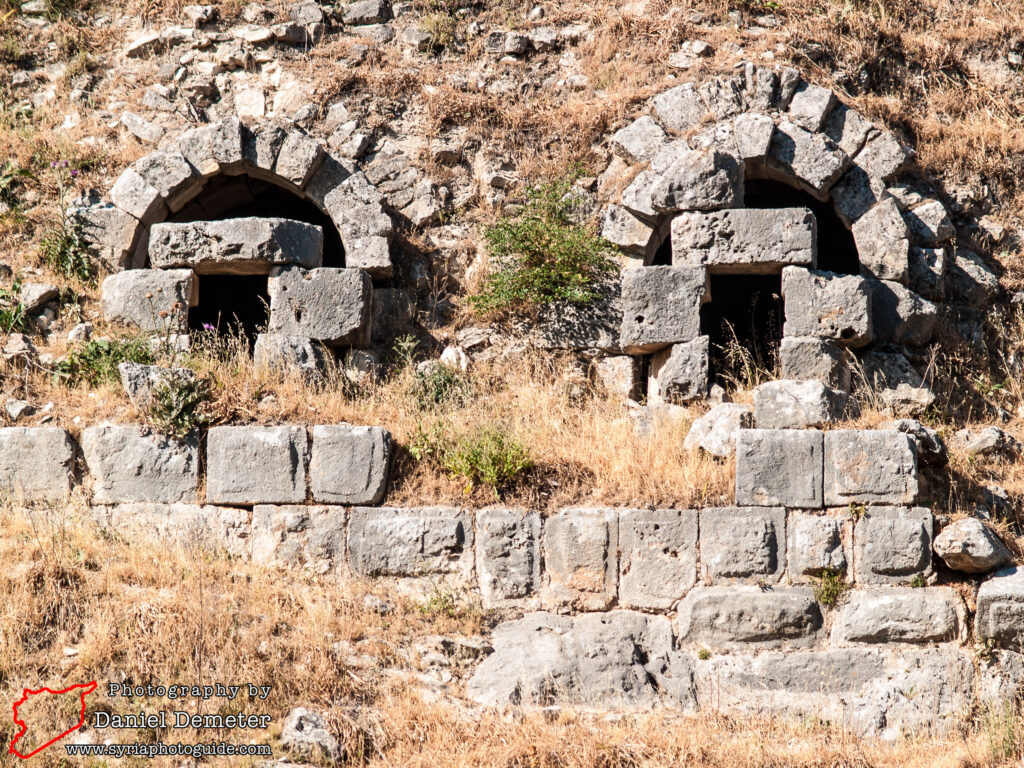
813 568 850 608
148 375 212 439
54 336 155 387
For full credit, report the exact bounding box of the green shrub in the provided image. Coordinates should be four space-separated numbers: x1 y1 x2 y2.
0 280 28 334
54 336 155 387
469 177 619 314
148 376 211 439
411 363 472 410
409 423 533 499
813 568 850 608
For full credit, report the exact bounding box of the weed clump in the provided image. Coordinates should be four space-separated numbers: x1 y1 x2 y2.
54 336 155 387
813 568 850 608
410 423 532 499
148 375 212 439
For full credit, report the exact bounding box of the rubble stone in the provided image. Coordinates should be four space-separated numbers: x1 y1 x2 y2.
934 518 1012 574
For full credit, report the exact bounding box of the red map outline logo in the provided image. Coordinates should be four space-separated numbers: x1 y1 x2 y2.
9 681 98 759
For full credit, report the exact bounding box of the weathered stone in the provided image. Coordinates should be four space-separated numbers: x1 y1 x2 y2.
253 333 324 379
173 117 245 176
650 148 743 213
767 121 848 201
787 82 836 132
698 77 745 120
281 708 339 764
475 509 541 607
535 283 623 351
679 586 821 648
72 203 138 268
274 130 325 189
651 84 707 134
110 167 166 223
308 425 390 505
824 430 917 506
0 427 75 502
343 0 392 25
977 567 1024 647
823 104 874 157
467 611 694 709
648 336 709 404
735 429 824 508
952 426 1022 458
752 379 845 429
19 282 58 313
81 425 198 504
830 166 886 226
908 246 948 301
149 218 323 275
683 403 753 457
593 355 641 400
670 208 815 274
859 349 936 416
265 267 371 346
869 280 937 346
619 509 697 610
206 426 308 505
648 138 693 174
610 116 666 164
619 266 707 353
133 151 202 212
854 506 933 585
779 337 852 391
950 247 1001 304
852 198 910 284
118 362 196 407
903 199 954 245
542 508 618 611
788 513 847 577
347 507 473 577
250 505 346 573
322 172 393 278
600 204 654 253
101 269 194 332
732 112 774 168
934 518 1012 574
700 506 786 581
880 419 947 465
242 121 288 178
781 266 873 348
619 170 658 218
853 131 910 182
831 588 964 644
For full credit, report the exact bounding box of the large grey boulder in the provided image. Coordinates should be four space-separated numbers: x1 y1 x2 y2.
647 336 709 404
678 586 822 648
280 708 340 764
267 267 371 346
852 198 910 284
308 425 390 505
781 267 873 348
779 337 852 391
767 121 848 201
869 280 937 346
347 507 473 577
619 266 707 353
649 148 743 213
619 509 698 610
934 518 1012 574
735 429 823 508
467 610 695 709
670 208 816 274
952 426 1022 458
206 425 308 505
542 508 618 611
831 588 965 644
853 506 933 585
683 403 752 457
149 218 323 275
699 507 785 582
787 512 847 577
250 505 347 573
977 567 1024 647
752 379 845 429
824 430 917 506
81 425 199 504
0 427 76 502
101 269 195 332
475 509 541 608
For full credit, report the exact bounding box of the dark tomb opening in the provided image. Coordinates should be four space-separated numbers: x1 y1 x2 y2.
651 231 673 266
700 273 784 388
744 178 860 275
187 274 270 344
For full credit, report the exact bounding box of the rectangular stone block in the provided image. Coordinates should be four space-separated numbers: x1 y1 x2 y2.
781 266 873 348
824 430 917 506
767 120 848 201
700 507 785 582
619 266 708 353
92 503 250 557
347 507 473 577
787 511 850 579
853 506 933 585
82 426 199 504
977 567 1024 647
475 509 541 608
206 426 308 505
735 429 823 508
648 336 709 405
309 425 390 505
0 427 76 502
619 509 697 610
250 505 347 573
542 508 618 611
671 208 816 274
678 586 822 648
752 379 845 429
779 336 852 391
101 269 195 332
268 267 371 346
831 587 965 645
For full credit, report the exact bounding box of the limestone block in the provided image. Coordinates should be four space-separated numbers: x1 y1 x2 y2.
206 425 308 505
110 167 167 224
881 419 947 466
781 266 873 348
610 115 667 163
542 508 618 611
860 349 936 416
698 77 745 119
81 425 198 504
174 117 246 175
903 199 954 245
852 198 910 284
72 202 138 268
788 512 848 577
93 503 250 557
648 336 709 404
266 267 371 346
0 427 76 502
619 170 658 219
950 247 1000 304
101 269 194 332
779 337 852 391
699 506 786 581
650 148 743 213
853 506 933 585
651 83 707 134
831 587 965 645
853 131 910 182
683 402 753 457
475 509 541 607
253 333 324 379
787 82 836 132
342 0 392 25
242 121 288 178
619 266 708 353
869 279 937 346
670 208 816 274
767 121 848 201
934 518 1012 574
250 505 346 573
600 204 654 253
274 130 326 189
735 429 824 508
830 166 885 226
752 379 845 429
593 355 641 400
908 246 948 302
149 218 323 275
678 586 822 648
619 509 698 610
824 430 917 506
823 104 874 157
732 112 774 168
535 283 623 351
323 172 394 278
133 151 202 212
347 507 473 577
309 425 390 505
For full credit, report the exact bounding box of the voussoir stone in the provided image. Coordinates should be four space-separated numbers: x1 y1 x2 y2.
173 117 246 176
854 506 933 585
735 429 823 508
831 587 964 644
752 379 845 429
678 586 822 648
0 427 76 502
781 266 873 348
610 115 667 164
149 218 323 275
767 121 848 201
267 267 371 346
649 148 743 214
308 425 390 505
132 151 202 212
869 279 937 346
852 198 911 284
542 508 618 611
619 266 708 353
347 507 473 577
670 208 816 274
683 402 753 457
476 509 542 607
619 509 698 610
82 425 198 504
824 430 917 506
787 82 836 132
934 518 1012 574
651 83 708 134
206 425 308 505
101 269 195 332
700 506 786 581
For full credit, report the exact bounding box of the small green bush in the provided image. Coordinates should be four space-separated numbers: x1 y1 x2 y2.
412 363 472 410
813 568 850 608
0 280 28 334
148 376 211 439
54 336 155 387
409 423 533 499
469 177 619 314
